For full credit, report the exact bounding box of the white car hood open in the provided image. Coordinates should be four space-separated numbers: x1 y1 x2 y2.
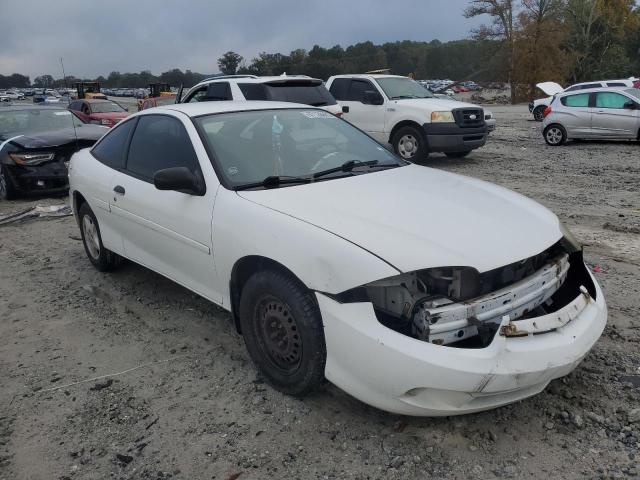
536 82 564 96
238 165 562 276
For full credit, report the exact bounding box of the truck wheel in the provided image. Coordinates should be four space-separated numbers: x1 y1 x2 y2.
392 126 428 161
0 165 16 200
543 124 567 146
239 269 326 397
78 202 120 271
533 105 546 122
445 151 471 158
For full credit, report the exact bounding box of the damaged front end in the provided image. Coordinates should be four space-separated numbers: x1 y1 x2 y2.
333 237 596 348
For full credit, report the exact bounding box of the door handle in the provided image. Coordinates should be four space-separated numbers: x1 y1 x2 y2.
113 185 125 195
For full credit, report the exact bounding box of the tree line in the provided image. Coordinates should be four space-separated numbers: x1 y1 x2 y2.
3 0 638 102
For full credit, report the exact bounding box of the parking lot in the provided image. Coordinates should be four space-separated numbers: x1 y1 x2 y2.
1 104 639 479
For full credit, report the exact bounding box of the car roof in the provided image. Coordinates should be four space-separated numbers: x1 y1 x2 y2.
557 86 636 96
84 99 114 104
149 100 316 117
192 75 317 88
572 79 631 86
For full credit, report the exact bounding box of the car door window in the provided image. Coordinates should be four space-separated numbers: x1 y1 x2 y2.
606 82 626 87
329 79 350 101
186 87 207 103
578 83 601 90
595 92 629 109
561 93 590 107
126 115 201 181
91 118 136 169
347 80 373 102
238 83 267 100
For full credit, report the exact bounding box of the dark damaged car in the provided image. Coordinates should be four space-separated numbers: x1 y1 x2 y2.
0 104 108 200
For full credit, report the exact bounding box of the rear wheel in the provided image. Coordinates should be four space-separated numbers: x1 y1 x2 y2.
533 105 546 122
78 202 119 271
392 125 428 161
0 165 16 200
445 151 472 158
239 269 326 396
543 124 567 146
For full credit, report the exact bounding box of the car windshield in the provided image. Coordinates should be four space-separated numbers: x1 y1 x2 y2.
91 102 125 113
195 108 403 189
376 77 434 99
0 109 85 138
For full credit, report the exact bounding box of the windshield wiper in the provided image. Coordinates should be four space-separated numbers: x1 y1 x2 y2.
234 175 311 191
390 95 421 100
312 160 381 179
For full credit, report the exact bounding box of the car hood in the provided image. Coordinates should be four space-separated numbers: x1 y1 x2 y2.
238 164 562 275
536 82 564 96
5 124 108 149
393 97 480 110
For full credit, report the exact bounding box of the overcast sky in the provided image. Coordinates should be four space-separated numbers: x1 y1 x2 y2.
0 0 483 80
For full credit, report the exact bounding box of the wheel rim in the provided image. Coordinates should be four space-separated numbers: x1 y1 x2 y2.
82 215 101 259
534 108 544 121
397 134 419 159
546 127 563 145
255 296 302 373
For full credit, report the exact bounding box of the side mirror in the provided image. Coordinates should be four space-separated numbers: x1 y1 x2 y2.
341 105 350 113
363 90 384 105
623 101 637 110
153 167 204 195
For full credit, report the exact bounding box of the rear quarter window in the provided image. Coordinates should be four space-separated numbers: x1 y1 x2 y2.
265 84 337 106
91 118 136 169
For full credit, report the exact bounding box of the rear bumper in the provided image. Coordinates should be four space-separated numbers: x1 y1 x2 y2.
529 102 534 112
3 162 69 195
422 123 487 153
318 269 606 416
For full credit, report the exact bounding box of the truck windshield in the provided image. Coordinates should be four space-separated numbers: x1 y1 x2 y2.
376 78 434 100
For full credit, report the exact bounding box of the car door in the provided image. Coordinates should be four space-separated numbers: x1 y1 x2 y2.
83 117 137 254
558 93 593 137
108 113 222 302
335 79 387 142
592 91 639 138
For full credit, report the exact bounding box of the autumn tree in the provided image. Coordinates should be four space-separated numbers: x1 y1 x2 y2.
217 51 244 75
465 0 519 102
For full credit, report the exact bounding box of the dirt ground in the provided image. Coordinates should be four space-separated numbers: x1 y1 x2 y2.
1 104 639 480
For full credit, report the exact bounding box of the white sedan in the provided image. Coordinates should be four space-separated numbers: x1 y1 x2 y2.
69 101 607 416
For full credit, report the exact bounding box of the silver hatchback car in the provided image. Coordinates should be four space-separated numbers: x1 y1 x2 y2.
542 87 640 146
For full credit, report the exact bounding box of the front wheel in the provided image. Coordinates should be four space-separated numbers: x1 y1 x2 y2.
239 270 326 396
392 125 428 161
445 151 471 158
0 165 16 200
543 124 567 146
78 202 120 271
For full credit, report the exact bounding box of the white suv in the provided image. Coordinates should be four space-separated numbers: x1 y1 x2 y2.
326 74 487 160
179 75 343 116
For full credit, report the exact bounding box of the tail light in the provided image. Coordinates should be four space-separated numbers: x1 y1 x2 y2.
543 106 552 118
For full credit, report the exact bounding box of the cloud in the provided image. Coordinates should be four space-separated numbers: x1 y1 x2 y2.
0 0 482 79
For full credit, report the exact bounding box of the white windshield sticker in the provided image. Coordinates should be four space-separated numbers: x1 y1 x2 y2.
54 111 72 116
300 110 334 119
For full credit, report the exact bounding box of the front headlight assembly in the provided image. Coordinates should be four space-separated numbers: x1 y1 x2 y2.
8 152 55 166
430 111 455 123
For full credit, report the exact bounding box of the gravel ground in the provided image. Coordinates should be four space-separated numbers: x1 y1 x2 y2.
1 104 639 480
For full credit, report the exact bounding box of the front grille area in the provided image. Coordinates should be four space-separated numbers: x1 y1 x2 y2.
452 108 485 128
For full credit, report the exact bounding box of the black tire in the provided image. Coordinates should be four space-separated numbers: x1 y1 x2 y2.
78 202 119 271
0 165 16 200
392 125 428 161
239 269 326 396
445 150 472 158
543 124 567 146
533 105 546 122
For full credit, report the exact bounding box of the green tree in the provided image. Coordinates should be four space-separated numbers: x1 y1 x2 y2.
217 51 244 75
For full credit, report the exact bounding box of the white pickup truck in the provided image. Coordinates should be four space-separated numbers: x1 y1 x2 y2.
326 74 488 160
